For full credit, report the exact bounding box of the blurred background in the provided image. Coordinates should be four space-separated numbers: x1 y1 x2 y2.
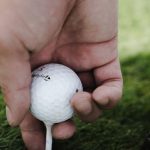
0 0 150 149
119 0 150 58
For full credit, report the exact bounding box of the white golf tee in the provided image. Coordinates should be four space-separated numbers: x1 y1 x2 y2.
45 124 52 150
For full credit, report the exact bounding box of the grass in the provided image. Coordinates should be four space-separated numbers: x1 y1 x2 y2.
0 0 150 149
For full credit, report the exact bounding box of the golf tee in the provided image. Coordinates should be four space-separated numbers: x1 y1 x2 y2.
45 124 52 150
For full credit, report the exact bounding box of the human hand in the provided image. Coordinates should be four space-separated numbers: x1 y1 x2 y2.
0 0 122 149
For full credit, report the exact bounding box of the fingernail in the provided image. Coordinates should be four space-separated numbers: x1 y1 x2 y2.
6 106 17 127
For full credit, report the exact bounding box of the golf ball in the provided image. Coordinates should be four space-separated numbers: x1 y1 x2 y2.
30 63 83 125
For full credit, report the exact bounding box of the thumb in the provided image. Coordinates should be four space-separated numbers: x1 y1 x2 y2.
0 43 31 126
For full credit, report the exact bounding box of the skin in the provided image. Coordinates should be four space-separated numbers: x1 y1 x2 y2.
0 0 123 149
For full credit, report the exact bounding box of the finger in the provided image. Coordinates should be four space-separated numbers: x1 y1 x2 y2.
0 44 31 126
20 112 45 150
53 37 117 72
93 58 123 109
52 120 76 140
93 84 122 109
71 92 102 122
30 44 56 70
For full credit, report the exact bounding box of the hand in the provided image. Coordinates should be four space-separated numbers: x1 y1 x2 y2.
0 0 122 149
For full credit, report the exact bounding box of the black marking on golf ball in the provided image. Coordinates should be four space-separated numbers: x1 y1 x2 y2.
44 75 51 81
76 89 79 93
32 74 51 81
37 66 46 71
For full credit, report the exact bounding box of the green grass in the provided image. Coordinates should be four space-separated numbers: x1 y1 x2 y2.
0 0 150 149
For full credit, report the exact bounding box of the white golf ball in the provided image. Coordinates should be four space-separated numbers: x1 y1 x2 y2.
30 63 83 125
